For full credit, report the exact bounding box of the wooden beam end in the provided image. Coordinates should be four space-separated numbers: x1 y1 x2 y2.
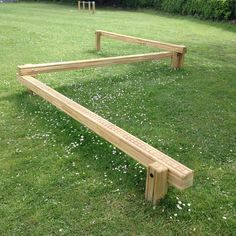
171 52 185 69
145 162 168 205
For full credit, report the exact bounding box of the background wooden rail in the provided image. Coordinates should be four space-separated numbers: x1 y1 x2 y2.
96 30 187 54
18 52 172 76
78 1 95 14
95 30 186 69
18 75 193 191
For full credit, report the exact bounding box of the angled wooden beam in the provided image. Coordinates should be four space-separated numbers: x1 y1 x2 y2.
18 52 172 76
96 30 187 54
18 75 193 190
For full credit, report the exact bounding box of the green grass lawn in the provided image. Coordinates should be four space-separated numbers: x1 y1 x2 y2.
0 2 236 235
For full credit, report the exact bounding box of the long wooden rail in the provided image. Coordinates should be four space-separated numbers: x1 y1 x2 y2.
18 75 193 191
17 30 193 204
96 30 186 53
95 30 186 68
18 52 172 76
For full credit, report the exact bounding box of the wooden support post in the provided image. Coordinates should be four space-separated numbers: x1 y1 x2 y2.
78 1 80 10
88 1 91 11
96 31 101 51
82 1 85 10
26 74 37 94
171 52 185 69
145 162 168 205
92 1 95 14
27 88 35 95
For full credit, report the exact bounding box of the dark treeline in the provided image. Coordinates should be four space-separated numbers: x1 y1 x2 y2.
25 0 236 20
101 0 236 20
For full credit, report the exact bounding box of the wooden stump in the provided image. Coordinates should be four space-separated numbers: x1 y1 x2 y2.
171 52 185 69
92 1 95 14
96 31 101 51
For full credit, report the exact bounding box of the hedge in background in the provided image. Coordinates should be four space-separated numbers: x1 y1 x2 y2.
158 0 235 20
100 0 235 20
23 0 235 20
107 0 235 20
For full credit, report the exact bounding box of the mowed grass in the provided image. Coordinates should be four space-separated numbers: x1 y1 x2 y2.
0 2 236 235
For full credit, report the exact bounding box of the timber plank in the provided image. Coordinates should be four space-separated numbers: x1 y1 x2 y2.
18 75 193 190
18 52 172 76
97 30 187 53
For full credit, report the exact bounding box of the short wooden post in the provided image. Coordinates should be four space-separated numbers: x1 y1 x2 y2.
26 74 37 95
88 2 91 11
171 52 185 69
27 88 35 95
82 1 85 10
78 1 80 10
92 1 95 14
145 162 168 205
96 31 101 51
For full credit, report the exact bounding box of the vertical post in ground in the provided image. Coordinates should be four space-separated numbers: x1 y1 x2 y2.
88 2 91 11
92 1 95 14
19 74 37 95
145 162 168 205
78 1 80 11
171 52 185 69
96 31 101 51
82 1 85 10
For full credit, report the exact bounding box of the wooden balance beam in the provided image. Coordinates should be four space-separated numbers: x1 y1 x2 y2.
18 52 172 76
18 75 193 204
17 30 193 204
95 30 187 69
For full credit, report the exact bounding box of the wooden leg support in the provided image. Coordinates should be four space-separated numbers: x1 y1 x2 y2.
26 74 37 95
171 52 185 69
88 2 91 11
27 88 35 95
145 162 168 205
96 31 101 51
92 1 95 14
